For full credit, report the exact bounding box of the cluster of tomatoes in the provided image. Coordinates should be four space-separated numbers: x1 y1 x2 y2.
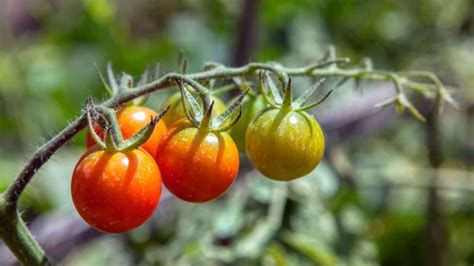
71 83 325 233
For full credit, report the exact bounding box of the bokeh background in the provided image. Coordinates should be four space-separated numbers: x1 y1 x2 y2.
1 0 473 265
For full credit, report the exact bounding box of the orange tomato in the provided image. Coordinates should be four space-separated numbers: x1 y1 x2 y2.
86 106 167 158
71 147 162 233
156 118 239 203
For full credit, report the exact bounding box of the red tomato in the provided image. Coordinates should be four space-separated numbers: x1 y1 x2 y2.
156 118 239 203
71 147 162 233
86 106 167 158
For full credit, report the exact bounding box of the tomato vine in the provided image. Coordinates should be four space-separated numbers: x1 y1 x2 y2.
0 48 457 265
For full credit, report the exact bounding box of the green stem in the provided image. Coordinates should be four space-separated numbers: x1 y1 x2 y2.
96 106 125 151
280 78 293 112
0 196 51 265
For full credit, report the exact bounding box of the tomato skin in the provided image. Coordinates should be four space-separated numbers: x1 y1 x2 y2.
161 92 227 126
86 106 167 158
71 147 162 233
246 109 325 181
117 106 167 158
230 95 267 152
156 118 239 203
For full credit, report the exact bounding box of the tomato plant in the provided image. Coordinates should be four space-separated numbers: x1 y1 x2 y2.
86 106 167 158
71 147 162 233
0 51 455 265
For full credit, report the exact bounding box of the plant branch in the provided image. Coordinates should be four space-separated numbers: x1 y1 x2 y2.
0 60 453 264
4 61 453 210
0 197 51 265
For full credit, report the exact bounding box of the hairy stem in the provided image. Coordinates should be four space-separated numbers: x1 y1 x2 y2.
4 114 87 210
0 197 51 265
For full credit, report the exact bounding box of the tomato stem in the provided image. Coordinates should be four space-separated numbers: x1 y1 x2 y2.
200 101 215 129
1 55 457 263
0 196 52 265
86 97 107 149
280 78 293 112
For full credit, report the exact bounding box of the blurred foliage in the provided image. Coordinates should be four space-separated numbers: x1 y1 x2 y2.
0 0 473 265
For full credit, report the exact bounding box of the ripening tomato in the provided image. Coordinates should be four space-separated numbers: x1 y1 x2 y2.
246 109 325 181
156 118 239 203
230 95 267 152
71 147 162 233
161 92 227 126
86 106 167 158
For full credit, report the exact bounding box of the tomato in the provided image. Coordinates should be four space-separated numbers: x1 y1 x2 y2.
156 118 239 203
86 106 167 158
117 106 167 157
246 109 325 181
161 91 227 126
230 95 267 152
71 147 162 233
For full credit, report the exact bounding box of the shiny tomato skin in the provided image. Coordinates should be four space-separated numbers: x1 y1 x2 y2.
71 147 162 233
86 106 167 158
156 118 239 203
246 109 325 181
230 95 267 152
161 92 227 126
117 106 167 158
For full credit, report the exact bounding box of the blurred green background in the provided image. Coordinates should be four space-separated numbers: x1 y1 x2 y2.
0 0 473 265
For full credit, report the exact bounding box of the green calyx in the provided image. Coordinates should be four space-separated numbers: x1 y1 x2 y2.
176 78 247 132
259 71 333 112
85 97 169 152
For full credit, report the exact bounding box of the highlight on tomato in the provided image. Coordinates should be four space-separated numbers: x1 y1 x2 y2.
72 99 168 233
155 80 244 203
86 105 167 158
246 73 331 181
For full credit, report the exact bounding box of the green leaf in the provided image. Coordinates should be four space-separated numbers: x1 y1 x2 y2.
263 71 283 105
200 101 214 129
295 89 333 112
374 96 398 109
106 62 119 94
212 90 247 131
94 64 113 96
294 78 325 108
259 71 280 108
178 81 203 126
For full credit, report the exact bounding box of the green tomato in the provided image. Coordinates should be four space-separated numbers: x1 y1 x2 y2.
246 108 325 181
230 95 267 152
162 91 227 126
